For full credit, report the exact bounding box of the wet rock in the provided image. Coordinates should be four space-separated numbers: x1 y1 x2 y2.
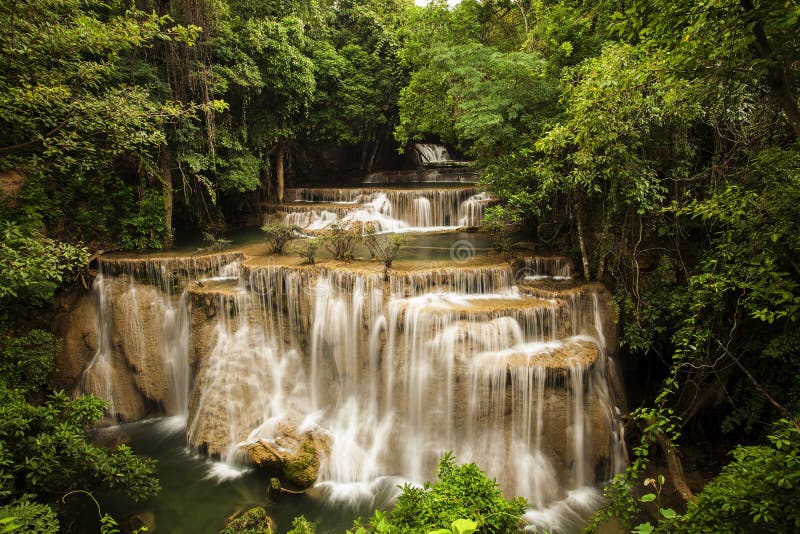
221 507 275 534
124 512 155 533
243 426 329 490
52 289 98 391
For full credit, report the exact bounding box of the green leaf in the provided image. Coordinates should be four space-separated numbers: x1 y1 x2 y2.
640 493 656 502
451 518 478 534
660 508 677 519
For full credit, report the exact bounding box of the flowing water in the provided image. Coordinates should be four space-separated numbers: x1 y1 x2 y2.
73 176 626 532
277 186 490 231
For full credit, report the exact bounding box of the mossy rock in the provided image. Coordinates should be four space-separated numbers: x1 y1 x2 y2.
220 507 275 534
280 441 319 490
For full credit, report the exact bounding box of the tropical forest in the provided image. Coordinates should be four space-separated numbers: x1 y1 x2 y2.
1 0 799 532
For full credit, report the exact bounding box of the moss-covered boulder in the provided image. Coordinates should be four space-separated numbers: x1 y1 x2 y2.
280 440 319 489
242 424 328 491
220 507 275 534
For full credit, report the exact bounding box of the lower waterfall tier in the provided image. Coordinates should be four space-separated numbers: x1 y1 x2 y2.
57 251 625 530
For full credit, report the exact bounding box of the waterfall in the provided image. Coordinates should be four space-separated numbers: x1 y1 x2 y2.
278 187 490 231
68 252 627 530
414 143 451 165
76 254 241 423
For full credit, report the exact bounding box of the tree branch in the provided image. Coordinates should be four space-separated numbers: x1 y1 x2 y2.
717 340 800 434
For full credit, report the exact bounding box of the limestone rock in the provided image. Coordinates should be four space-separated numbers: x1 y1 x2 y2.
52 289 98 391
242 425 329 490
221 507 275 534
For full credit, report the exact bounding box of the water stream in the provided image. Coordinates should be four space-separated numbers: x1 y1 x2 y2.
70 175 626 533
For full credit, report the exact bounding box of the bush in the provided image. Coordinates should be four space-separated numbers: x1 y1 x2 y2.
290 238 320 265
673 419 800 532
0 387 160 504
364 229 407 271
351 453 527 533
287 516 317 534
261 221 300 254
201 232 233 252
322 223 361 260
120 191 169 251
0 329 58 390
0 497 59 533
0 224 89 308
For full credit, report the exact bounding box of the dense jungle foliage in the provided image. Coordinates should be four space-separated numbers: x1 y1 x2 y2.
1 0 799 531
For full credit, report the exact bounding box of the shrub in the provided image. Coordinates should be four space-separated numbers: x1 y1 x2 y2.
673 419 800 532
261 221 300 254
287 516 317 534
291 238 320 265
351 453 527 533
364 229 407 271
201 232 233 252
322 223 360 260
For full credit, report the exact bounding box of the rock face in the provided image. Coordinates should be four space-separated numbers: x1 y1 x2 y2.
53 288 99 391
60 253 238 422
242 424 330 490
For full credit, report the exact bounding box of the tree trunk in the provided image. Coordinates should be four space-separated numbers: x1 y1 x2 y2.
367 138 381 174
276 142 286 204
651 421 695 502
574 200 591 281
160 147 173 248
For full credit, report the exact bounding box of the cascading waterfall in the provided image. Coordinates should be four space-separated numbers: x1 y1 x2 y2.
278 187 491 231
71 250 626 531
414 143 451 165
76 255 241 422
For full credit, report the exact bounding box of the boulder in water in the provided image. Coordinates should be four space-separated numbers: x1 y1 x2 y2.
221 507 275 534
243 428 328 490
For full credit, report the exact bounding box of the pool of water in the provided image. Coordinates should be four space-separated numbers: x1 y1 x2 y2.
100 419 370 534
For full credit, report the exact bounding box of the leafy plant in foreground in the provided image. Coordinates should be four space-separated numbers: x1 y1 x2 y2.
351 452 526 533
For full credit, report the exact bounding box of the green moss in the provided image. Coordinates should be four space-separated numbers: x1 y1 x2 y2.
220 507 273 534
280 441 319 490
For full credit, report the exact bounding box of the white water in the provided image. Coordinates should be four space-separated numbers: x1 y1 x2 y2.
414 143 451 165
280 188 491 231
81 252 625 532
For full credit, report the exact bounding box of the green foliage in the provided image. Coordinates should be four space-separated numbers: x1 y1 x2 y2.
397 41 558 159
364 230 407 270
322 223 361 261
220 506 273 534
0 223 88 307
290 238 320 265
675 420 800 532
427 518 478 534
386 452 527 534
0 329 58 390
261 221 300 254
0 497 59 533
201 232 233 252
120 191 169 251
0 387 159 504
286 515 317 534
0 0 195 249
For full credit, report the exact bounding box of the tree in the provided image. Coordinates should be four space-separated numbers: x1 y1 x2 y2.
0 0 197 249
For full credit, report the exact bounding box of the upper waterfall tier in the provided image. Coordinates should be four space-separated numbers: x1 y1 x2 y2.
98 251 244 287
412 143 473 167
363 168 478 183
274 186 492 231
